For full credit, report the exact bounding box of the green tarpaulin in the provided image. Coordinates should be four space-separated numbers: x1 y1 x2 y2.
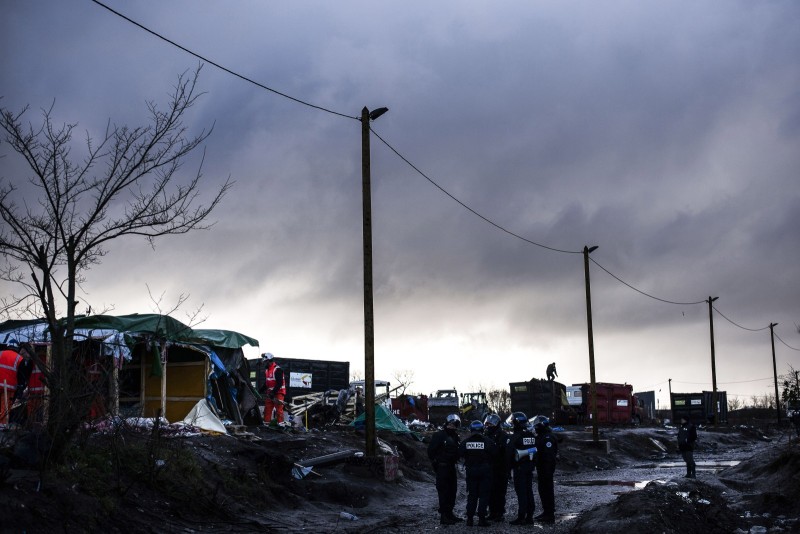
351 403 411 433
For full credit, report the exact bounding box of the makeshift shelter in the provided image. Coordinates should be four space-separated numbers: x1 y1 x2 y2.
0 314 260 427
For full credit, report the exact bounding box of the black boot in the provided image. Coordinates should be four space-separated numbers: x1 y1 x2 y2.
440 514 456 525
466 516 474 527
478 517 491 527
524 515 534 525
447 511 464 522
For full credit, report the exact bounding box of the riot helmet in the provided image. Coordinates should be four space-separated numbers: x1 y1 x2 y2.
445 413 461 428
531 415 550 434
507 411 528 430
469 420 484 433
483 413 501 429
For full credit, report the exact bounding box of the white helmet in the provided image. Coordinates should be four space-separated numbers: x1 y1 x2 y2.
261 352 274 361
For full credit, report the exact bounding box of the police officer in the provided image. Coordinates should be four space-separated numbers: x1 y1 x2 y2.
428 413 462 525
532 416 558 523
459 419 495 527
484 413 510 522
506 411 536 525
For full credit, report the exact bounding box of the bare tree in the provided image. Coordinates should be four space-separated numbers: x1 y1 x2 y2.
0 66 231 465
727 396 743 412
391 369 415 396
486 388 511 418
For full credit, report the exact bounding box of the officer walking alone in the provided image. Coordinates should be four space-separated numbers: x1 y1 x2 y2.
677 416 698 478
428 413 462 525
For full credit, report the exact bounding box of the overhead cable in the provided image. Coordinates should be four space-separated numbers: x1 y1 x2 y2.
91 0 356 121
370 127 582 255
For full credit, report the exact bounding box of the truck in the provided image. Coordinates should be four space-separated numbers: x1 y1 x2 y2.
459 391 489 423
671 391 728 424
391 394 429 421
510 378 568 425
574 382 646 424
427 389 460 426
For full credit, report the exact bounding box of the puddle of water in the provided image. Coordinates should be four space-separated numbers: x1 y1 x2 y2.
560 479 665 489
655 460 740 469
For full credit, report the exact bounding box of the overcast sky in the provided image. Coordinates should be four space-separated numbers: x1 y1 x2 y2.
2 1 799 410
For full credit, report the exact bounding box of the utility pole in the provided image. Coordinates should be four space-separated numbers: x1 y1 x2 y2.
583 245 599 442
360 106 387 457
707 296 719 425
769 323 780 424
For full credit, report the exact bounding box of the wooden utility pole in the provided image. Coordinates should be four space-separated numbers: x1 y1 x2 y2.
583 245 599 442
707 296 719 425
769 322 780 424
361 106 376 457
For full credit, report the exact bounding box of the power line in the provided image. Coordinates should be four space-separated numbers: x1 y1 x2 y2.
91 0 356 121
589 258 706 306
712 305 770 332
370 128 582 255
775 332 800 351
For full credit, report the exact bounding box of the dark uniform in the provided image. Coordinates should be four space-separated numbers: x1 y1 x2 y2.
459 426 495 526
428 419 461 524
533 422 558 522
677 417 698 478
507 420 536 524
485 419 510 521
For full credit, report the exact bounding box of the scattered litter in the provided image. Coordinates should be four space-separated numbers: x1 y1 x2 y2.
339 511 358 520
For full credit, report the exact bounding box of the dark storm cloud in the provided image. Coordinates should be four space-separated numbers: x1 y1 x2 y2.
1 1 798 402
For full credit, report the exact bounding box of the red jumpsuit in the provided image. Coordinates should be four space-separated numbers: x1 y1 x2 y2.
263 362 286 424
0 349 22 425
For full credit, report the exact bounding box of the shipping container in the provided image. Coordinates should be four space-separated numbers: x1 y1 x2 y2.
509 379 568 425
573 383 647 424
634 390 657 421
248 357 350 402
671 391 728 424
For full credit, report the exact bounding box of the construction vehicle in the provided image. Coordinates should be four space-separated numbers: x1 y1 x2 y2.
459 391 489 423
427 389 460 426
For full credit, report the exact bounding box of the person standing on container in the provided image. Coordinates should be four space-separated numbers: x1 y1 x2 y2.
677 416 697 478
546 362 558 381
261 353 286 426
484 413 510 522
428 413 462 525
506 411 537 525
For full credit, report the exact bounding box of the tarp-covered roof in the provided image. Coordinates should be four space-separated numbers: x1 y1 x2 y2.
72 314 195 341
1 314 259 350
190 329 259 349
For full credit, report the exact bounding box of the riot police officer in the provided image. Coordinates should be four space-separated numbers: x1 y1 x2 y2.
506 411 536 525
484 413 510 522
459 419 495 526
428 413 462 524
532 415 558 523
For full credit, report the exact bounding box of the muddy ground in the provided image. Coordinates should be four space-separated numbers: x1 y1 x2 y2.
1 420 799 533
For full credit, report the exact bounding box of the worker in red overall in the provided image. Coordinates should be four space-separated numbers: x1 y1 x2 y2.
262 353 286 425
0 346 23 425
24 345 46 423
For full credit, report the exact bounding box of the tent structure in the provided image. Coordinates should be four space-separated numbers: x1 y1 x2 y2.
0 314 261 427
351 403 411 433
